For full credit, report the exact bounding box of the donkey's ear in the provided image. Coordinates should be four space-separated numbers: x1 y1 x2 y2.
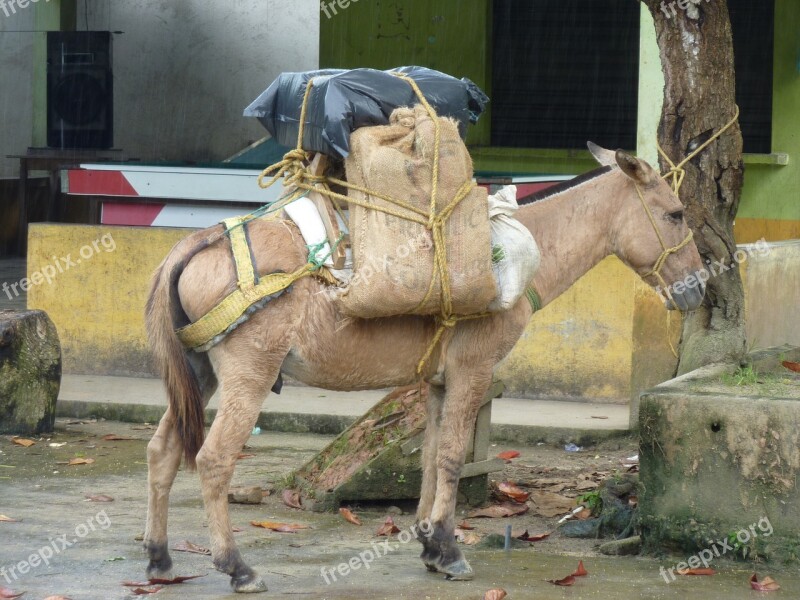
587 141 618 167
615 149 658 185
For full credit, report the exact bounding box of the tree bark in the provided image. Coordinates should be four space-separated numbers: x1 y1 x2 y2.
642 0 746 374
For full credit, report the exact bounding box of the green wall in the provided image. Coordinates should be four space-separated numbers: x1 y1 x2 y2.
321 0 799 232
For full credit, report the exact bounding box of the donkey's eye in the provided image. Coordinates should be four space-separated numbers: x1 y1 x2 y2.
667 210 684 222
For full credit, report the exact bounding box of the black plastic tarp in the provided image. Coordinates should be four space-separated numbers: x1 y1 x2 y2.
244 66 489 159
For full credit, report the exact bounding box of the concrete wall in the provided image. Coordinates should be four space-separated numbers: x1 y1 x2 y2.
77 0 319 163
0 6 35 179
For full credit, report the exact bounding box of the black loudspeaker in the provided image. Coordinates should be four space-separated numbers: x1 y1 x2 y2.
47 31 113 149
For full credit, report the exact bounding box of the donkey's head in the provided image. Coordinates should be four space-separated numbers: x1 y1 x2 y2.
587 142 705 311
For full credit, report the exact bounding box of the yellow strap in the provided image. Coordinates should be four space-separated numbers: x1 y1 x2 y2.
176 263 315 349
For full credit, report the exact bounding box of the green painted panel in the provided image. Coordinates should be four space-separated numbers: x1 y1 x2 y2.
320 0 491 145
738 0 799 222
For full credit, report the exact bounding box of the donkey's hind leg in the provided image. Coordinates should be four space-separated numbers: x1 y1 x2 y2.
416 383 444 571
144 352 217 578
197 336 286 593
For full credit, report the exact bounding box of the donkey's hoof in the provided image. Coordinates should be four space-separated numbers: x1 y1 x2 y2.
145 561 174 580
442 559 474 581
231 572 268 593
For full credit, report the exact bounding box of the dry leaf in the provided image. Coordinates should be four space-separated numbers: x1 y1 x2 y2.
677 567 716 576
123 574 206 587
455 528 481 545
575 507 593 520
529 490 576 518
172 540 211 555
483 589 507 600
516 529 550 542
130 587 162 595
467 502 529 519
282 489 303 510
590 415 609 419
11 438 35 448
85 494 114 503
496 450 520 462
0 588 25 599
43 596 73 600
781 360 800 373
236 453 256 460
572 560 588 577
250 520 310 533
339 507 362 526
102 434 135 441
68 458 95 466
749 573 780 591
376 516 400 537
547 574 576 586
457 520 475 530
497 481 530 503
0 515 19 523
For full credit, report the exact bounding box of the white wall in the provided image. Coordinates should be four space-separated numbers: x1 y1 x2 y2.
0 0 319 178
0 8 35 178
79 0 319 163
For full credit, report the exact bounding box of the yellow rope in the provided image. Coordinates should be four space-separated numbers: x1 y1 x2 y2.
651 105 740 358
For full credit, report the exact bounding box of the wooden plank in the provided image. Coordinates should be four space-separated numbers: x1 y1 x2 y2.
460 458 506 479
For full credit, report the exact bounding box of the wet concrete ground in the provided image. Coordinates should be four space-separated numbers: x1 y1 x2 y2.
1 420 797 599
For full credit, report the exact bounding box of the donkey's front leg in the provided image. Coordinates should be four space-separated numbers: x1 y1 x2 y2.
415 383 444 571
426 372 491 580
196 366 275 593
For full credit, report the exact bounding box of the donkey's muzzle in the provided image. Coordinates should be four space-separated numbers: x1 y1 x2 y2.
665 280 705 311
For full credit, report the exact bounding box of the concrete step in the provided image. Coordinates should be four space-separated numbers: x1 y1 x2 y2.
56 374 631 446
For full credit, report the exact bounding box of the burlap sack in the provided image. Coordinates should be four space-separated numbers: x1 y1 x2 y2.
337 105 497 318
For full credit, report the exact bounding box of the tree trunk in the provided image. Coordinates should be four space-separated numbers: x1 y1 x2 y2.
642 0 746 374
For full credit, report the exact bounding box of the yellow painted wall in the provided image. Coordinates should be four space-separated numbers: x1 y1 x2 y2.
27 224 193 376
28 226 795 406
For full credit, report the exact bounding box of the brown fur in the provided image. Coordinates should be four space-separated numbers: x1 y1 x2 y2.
143 149 704 592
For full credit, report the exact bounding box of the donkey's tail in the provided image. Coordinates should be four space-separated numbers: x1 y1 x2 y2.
145 231 218 469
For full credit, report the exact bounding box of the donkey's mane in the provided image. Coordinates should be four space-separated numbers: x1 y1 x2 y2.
518 165 613 206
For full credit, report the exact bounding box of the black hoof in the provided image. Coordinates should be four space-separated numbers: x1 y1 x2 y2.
442 558 474 581
231 572 268 593
144 541 173 579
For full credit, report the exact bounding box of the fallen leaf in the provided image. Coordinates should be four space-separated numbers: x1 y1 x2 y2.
467 502 529 519
123 574 206 587
0 588 25 599
572 560 588 577
483 589 507 600
172 540 211 555
457 520 474 530
236 453 256 460
43 596 73 600
131 587 162 595
547 575 576 586
48 443 67 448
496 450 520 462
590 415 609 419
282 489 303 510
516 530 550 542
497 481 530 503
575 507 593 520
0 515 19 523
11 438 35 448
376 516 400 537
85 494 114 503
782 361 800 373
102 434 135 441
749 573 780 591
454 528 481 545
529 491 576 518
67 457 95 466
339 507 362 526
250 521 310 533
677 567 716 576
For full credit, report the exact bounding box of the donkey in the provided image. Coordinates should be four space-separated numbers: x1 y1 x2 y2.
143 144 704 593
